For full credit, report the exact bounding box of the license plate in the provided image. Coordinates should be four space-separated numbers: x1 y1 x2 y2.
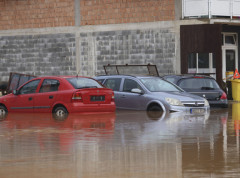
190 108 205 114
91 95 105 101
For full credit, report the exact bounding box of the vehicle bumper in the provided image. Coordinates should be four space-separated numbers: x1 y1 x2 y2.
65 102 116 113
169 105 210 114
208 99 228 107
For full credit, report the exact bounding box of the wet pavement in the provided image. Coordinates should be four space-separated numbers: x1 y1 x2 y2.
0 103 240 178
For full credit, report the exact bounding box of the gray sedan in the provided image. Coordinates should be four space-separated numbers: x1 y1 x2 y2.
95 75 210 114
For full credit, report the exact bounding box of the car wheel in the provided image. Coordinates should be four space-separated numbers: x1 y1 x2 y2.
53 106 68 120
148 105 163 111
0 105 8 120
147 105 164 119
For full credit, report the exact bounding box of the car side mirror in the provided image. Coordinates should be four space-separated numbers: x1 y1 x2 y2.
131 88 143 94
13 90 18 95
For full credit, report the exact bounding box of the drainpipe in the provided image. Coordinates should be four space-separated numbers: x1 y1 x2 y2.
182 0 185 19
209 0 211 19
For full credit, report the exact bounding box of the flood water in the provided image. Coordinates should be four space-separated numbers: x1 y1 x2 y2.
0 103 240 178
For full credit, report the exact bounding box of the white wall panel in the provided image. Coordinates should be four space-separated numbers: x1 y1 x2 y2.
211 0 231 16
184 0 209 17
233 0 240 16
183 0 240 18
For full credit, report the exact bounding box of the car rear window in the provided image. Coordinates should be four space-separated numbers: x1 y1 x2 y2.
67 78 103 89
178 78 220 90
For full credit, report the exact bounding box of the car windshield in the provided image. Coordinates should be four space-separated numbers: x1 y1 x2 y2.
178 78 220 90
67 77 103 89
140 77 183 92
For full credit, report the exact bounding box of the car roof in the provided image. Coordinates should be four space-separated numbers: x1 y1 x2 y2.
95 75 160 79
163 74 215 80
32 75 92 80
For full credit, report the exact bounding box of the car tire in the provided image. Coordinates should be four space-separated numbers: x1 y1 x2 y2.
53 106 68 121
147 105 164 119
148 105 163 111
0 105 8 120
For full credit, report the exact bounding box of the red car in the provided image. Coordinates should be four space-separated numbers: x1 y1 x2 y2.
0 76 116 118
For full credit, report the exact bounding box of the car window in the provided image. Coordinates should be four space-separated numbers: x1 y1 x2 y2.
96 79 105 84
164 77 177 84
178 78 220 90
140 77 182 92
123 79 142 92
67 77 103 89
39 79 60 93
18 80 40 94
104 78 121 91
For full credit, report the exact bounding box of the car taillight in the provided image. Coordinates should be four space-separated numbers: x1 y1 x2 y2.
72 92 83 102
111 93 115 102
220 92 227 100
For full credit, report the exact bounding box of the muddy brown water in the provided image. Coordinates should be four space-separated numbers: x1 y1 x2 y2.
0 103 239 178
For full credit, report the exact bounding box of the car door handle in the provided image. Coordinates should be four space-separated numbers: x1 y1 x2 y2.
49 95 54 99
29 97 33 101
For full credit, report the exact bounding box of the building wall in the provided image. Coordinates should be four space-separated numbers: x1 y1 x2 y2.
80 0 175 25
0 32 76 81
0 0 75 30
0 0 199 82
80 27 176 76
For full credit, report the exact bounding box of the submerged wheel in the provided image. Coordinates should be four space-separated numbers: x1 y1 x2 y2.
147 105 164 120
0 105 8 120
148 105 162 112
53 106 68 120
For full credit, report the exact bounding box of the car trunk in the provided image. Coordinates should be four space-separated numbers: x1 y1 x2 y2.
188 91 222 101
75 88 113 104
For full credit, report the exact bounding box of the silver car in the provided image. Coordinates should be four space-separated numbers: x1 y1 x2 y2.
95 75 210 114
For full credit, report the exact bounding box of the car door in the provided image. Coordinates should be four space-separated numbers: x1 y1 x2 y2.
117 78 145 110
9 79 41 112
102 78 122 106
33 79 60 112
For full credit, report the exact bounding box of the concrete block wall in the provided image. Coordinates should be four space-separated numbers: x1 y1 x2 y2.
0 0 75 30
79 26 176 76
0 33 76 81
80 0 175 26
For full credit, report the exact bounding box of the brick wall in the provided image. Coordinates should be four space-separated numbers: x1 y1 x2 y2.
0 0 75 30
80 0 175 25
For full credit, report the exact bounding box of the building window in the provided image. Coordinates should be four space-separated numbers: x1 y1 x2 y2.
188 53 216 78
222 33 237 46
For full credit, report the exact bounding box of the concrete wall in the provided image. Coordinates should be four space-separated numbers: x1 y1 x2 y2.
79 27 176 76
0 20 207 82
0 32 76 81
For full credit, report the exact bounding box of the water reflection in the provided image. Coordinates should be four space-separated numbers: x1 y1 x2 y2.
1 107 240 178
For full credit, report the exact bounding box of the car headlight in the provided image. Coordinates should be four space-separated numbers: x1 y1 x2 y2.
165 97 184 106
204 99 209 106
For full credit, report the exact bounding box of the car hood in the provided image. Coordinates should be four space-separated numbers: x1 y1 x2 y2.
151 91 205 101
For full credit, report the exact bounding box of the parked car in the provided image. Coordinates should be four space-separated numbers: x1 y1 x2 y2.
95 75 210 114
163 74 228 108
0 76 115 118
